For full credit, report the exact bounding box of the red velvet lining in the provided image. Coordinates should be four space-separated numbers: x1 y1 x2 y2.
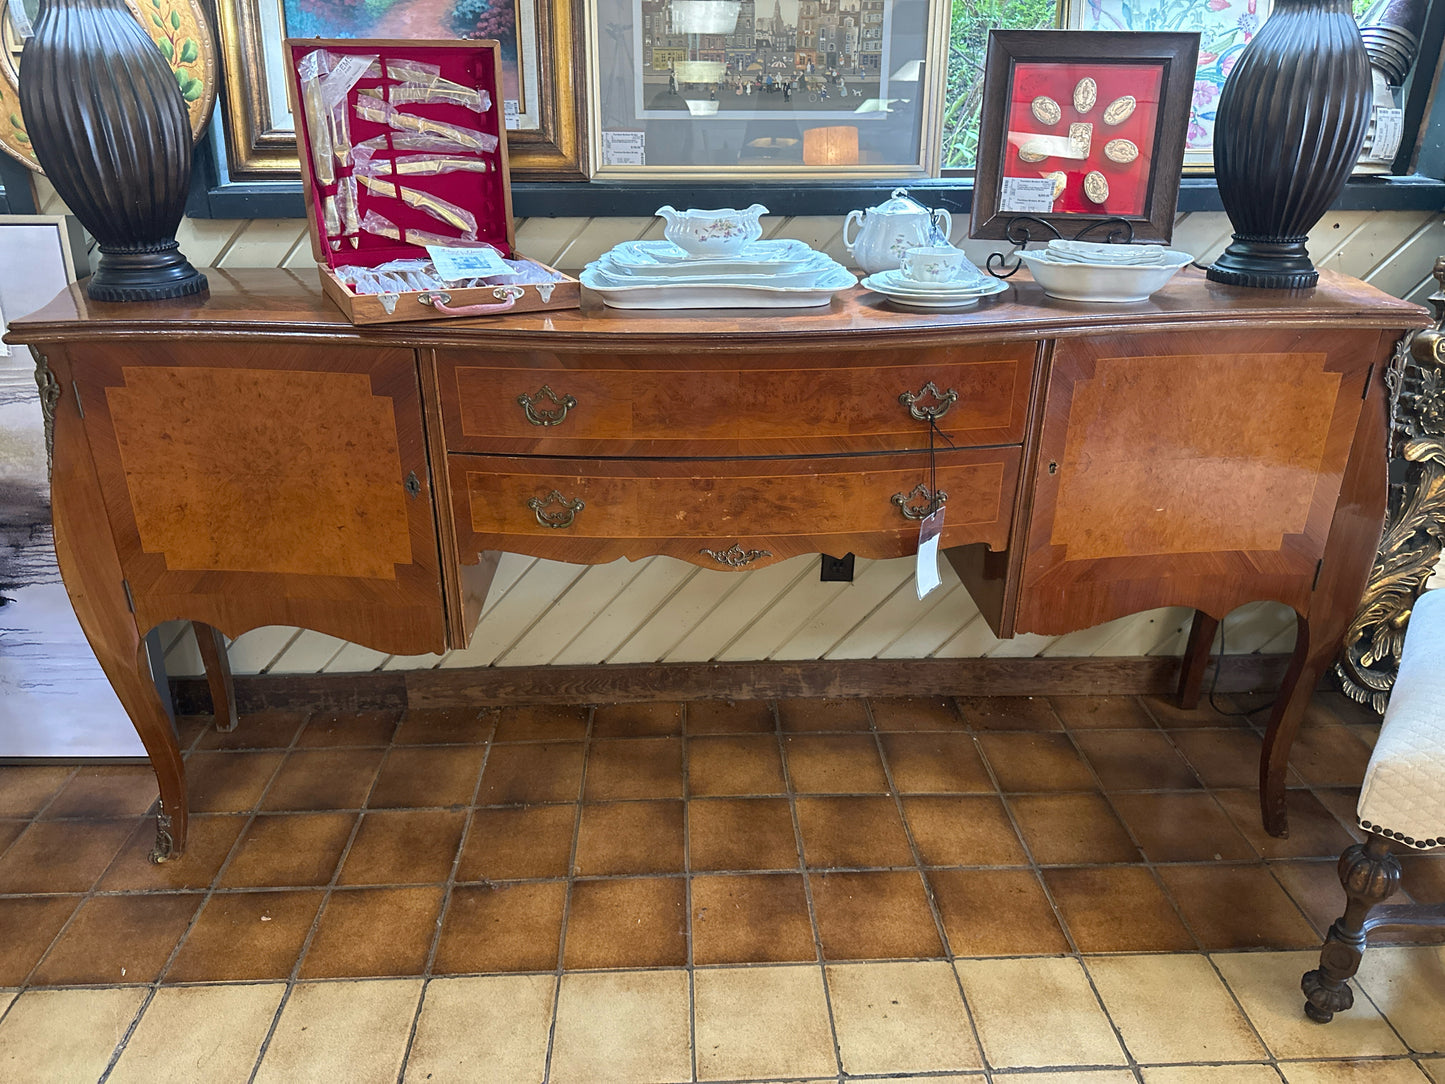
288 40 511 270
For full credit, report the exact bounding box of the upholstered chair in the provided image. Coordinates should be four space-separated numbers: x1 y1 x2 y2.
1302 587 1445 1022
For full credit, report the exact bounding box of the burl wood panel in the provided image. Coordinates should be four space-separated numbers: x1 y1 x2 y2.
449 449 1019 568
70 341 447 656
1015 329 1380 635
438 343 1036 457
1050 353 1343 560
107 368 413 580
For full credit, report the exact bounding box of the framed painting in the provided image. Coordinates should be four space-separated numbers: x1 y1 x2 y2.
213 0 587 180
587 0 951 178
968 29 1198 244
1065 0 1272 171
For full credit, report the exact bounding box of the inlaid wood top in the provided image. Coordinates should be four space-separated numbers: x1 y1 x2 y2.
5 266 1430 350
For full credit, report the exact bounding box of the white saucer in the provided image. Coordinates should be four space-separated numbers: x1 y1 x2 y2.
861 273 1007 305
871 268 995 296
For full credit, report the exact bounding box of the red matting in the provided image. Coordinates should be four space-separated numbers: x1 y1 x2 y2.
1003 61 1164 218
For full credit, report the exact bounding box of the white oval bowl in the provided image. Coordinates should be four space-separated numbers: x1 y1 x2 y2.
1019 249 1194 303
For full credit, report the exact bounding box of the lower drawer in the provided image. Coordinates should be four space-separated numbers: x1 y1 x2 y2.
449 449 1019 568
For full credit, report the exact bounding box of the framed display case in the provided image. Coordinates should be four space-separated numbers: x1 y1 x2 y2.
1064 0 1273 172
213 0 587 180
968 29 1198 244
588 0 950 178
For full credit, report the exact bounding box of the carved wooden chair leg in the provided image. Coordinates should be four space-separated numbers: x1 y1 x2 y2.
1177 609 1219 710
194 622 238 732
1301 587 1445 1021
1302 833 1401 1022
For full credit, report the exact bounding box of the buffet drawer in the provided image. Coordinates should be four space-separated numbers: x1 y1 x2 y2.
434 342 1035 457
448 448 1020 569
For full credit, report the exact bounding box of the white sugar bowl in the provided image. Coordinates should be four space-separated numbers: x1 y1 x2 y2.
656 204 767 257
844 188 953 275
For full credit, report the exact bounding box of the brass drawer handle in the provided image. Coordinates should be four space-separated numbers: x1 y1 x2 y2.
892 484 947 520
701 543 772 567
899 381 958 421
517 385 578 427
527 490 585 528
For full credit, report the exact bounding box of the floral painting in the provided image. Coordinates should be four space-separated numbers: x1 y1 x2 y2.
1067 0 1272 166
282 0 523 101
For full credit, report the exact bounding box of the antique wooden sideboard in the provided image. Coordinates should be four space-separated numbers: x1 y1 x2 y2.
5 266 1429 861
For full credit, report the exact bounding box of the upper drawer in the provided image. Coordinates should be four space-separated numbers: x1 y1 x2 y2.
433 342 1036 457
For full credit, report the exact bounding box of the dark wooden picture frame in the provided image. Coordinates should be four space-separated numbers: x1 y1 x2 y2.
969 30 1198 244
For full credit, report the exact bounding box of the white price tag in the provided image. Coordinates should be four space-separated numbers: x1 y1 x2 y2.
504 100 521 130
602 131 646 166
1370 107 1405 162
915 507 945 600
999 177 1058 214
426 245 511 280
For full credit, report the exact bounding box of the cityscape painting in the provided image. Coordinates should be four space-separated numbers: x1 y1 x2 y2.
634 0 898 121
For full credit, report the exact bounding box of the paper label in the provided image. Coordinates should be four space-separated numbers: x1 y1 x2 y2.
427 245 512 280
322 54 376 109
1370 107 1405 162
8 0 32 38
915 507 945 600
602 131 646 166
504 100 521 130
999 177 1058 214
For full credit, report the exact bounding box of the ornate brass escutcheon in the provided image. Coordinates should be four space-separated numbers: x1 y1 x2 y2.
701 543 772 567
404 471 421 498
892 483 947 520
517 384 578 426
899 381 958 421
527 489 585 528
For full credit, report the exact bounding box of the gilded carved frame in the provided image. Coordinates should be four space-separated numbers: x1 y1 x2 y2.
212 0 588 180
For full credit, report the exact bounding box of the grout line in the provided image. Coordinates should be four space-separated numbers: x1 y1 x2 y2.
774 703 847 1080
395 706 498 1084
540 704 595 1084
866 696 992 1079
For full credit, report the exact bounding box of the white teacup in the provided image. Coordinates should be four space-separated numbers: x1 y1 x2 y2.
901 246 970 284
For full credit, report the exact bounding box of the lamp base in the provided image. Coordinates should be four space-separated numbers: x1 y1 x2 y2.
1206 236 1319 290
88 241 209 302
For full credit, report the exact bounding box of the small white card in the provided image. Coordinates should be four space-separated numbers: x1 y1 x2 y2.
504 100 521 130
999 177 1058 214
602 131 646 166
915 507 945 600
1370 107 1405 162
426 245 511 280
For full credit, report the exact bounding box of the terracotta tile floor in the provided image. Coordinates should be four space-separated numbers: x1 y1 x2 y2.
1 690 1444 1081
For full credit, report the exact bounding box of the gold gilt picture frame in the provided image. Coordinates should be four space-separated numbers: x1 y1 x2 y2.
212 0 587 180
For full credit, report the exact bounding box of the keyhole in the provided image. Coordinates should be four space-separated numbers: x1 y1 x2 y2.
1048 462 1058 475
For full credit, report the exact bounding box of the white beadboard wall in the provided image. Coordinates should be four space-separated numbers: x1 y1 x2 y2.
25 177 1445 679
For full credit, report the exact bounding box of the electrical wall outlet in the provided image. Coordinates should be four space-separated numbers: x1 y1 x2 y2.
820 553 855 582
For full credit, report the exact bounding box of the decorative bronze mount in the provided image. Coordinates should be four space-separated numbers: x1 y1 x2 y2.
1337 256 1445 711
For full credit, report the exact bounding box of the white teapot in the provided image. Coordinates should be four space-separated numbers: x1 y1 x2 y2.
843 188 953 275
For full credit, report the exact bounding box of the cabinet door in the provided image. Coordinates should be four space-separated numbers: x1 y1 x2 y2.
68 340 446 655
1014 328 1384 635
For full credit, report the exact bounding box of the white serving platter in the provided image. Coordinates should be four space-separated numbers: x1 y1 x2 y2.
590 251 843 290
581 263 857 309
608 238 817 276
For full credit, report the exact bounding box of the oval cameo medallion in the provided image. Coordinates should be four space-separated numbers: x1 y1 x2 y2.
1031 96 1062 125
1103 96 1137 125
1083 170 1109 203
1073 77 1097 114
1104 138 1138 163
